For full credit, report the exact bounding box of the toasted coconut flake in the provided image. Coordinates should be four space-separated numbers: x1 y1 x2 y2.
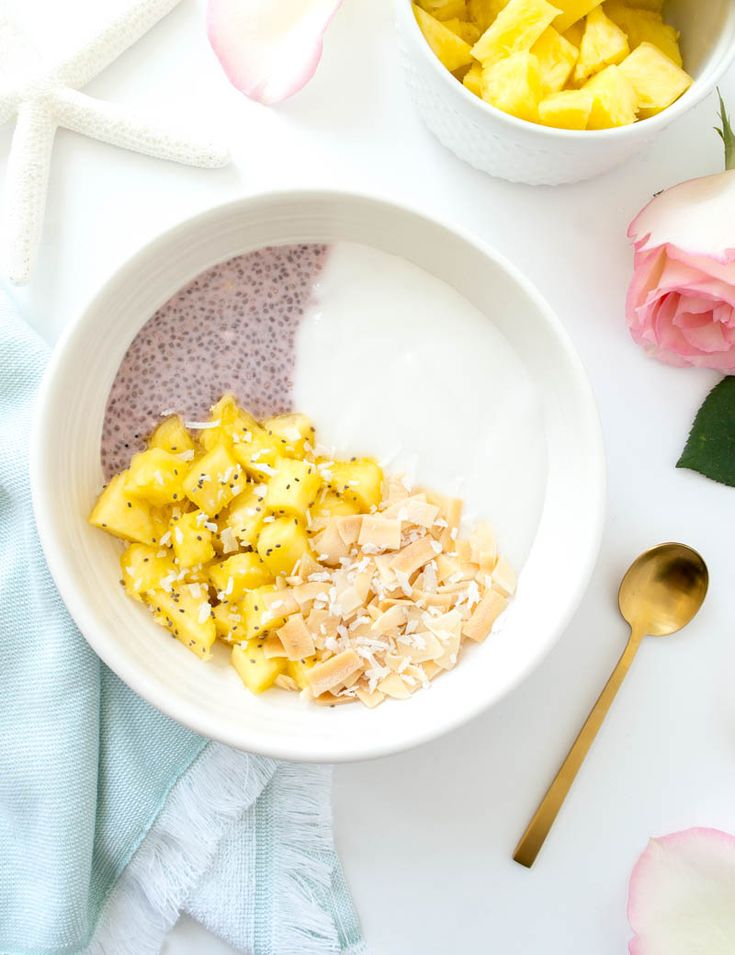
382 495 438 527
355 686 385 708
306 608 341 639
307 649 363 697
414 590 456 611
435 553 477 584
421 660 444 681
431 622 462 670
425 609 462 639
261 588 298 617
371 603 408 634
463 589 508 643
358 515 402 551
333 584 365 619
291 581 325 611
433 495 462 550
274 674 298 691
377 672 411 700
391 538 436 577
313 691 356 706
383 475 411 505
277 614 316 660
312 520 350 566
262 633 287 659
298 550 324 579
338 668 362 690
469 521 497 570
373 554 396 586
492 555 517 596
397 630 443 663
336 515 363 546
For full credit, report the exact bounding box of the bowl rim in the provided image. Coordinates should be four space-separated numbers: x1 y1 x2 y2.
30 188 606 762
395 0 735 142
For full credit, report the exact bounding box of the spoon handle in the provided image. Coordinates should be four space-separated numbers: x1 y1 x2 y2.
513 627 644 868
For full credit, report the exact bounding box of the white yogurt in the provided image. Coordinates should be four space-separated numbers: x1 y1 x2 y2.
293 242 547 570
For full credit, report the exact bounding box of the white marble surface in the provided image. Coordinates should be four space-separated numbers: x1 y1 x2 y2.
5 0 735 952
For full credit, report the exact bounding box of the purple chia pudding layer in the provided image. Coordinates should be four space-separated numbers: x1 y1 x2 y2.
101 243 328 478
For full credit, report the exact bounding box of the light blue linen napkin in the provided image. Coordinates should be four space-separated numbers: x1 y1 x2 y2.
0 288 364 955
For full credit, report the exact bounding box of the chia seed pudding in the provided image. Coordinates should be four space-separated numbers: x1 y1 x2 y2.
101 243 328 478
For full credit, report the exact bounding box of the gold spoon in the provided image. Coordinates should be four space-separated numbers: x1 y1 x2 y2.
513 542 709 869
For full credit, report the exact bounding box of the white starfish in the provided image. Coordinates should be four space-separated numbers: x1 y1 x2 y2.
0 0 230 284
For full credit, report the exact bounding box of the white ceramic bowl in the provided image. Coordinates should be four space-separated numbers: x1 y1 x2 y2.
395 0 735 185
31 190 604 762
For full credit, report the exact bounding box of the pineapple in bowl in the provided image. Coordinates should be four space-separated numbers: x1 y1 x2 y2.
395 0 735 182
413 0 692 129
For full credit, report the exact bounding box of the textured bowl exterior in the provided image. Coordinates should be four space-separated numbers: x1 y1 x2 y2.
397 36 650 185
395 0 735 185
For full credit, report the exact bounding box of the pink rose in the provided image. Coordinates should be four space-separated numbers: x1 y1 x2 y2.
627 169 735 372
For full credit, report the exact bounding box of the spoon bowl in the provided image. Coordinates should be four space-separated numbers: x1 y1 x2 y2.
618 543 709 638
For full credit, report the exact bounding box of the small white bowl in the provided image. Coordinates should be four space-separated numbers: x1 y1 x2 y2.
395 0 735 185
31 190 604 762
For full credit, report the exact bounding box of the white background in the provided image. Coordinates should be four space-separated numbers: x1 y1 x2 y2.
5 1 735 952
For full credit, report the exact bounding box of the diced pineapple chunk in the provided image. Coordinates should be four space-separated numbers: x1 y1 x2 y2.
463 61 483 96
551 0 602 33
562 19 585 47
264 457 321 517
443 17 482 44
327 459 383 512
242 584 289 641
224 483 267 546
200 394 258 451
309 489 361 527
574 6 629 84
603 3 682 66
418 0 468 19
481 51 544 122
584 64 638 128
171 509 216 567
619 41 692 118
209 552 272 600
531 27 578 93
261 413 315 459
148 415 195 457
413 4 475 71
616 0 662 11
472 0 561 66
124 447 187 507
231 641 286 694
182 443 243 516
287 656 318 690
89 472 158 545
213 600 244 641
257 517 312 578
120 543 176 600
468 0 510 31
539 88 594 127
231 427 282 478
146 588 215 659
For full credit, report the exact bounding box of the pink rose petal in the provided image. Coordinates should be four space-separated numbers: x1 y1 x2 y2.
628 828 735 955
207 0 342 105
629 170 735 262
678 315 730 353
666 246 735 285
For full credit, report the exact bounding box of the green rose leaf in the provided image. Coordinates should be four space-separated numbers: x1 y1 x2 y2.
715 89 735 172
677 376 735 486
